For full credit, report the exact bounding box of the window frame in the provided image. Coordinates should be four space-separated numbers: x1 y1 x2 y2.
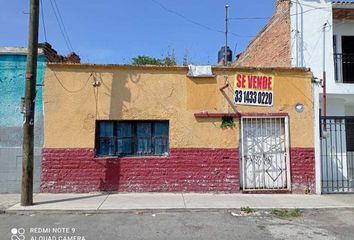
95 120 169 157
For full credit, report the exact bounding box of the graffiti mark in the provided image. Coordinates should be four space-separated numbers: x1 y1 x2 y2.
245 154 273 166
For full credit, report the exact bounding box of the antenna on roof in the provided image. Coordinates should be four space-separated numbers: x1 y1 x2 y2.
224 4 229 66
218 4 232 65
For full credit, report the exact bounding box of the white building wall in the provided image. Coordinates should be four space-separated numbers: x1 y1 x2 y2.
290 0 333 79
332 20 354 94
290 0 334 194
327 99 346 116
290 1 354 95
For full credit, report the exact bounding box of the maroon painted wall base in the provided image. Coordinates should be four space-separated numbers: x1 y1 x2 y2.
41 148 315 194
41 148 240 193
290 148 315 194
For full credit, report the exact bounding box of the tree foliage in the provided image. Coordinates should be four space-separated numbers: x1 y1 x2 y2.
131 49 177 66
131 55 162 66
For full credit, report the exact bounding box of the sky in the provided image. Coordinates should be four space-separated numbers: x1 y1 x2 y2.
0 0 277 65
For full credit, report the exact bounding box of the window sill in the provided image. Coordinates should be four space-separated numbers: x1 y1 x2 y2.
93 154 170 160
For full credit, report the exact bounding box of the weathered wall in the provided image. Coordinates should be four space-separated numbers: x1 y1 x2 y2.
0 148 42 193
233 0 292 68
41 148 240 193
0 54 45 193
41 64 315 193
43 66 314 149
0 54 44 146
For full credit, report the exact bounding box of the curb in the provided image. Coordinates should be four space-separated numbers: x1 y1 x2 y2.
4 207 354 215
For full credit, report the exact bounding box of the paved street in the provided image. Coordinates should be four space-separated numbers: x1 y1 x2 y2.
1 209 354 240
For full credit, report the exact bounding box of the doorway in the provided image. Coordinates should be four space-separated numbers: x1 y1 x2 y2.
241 117 291 191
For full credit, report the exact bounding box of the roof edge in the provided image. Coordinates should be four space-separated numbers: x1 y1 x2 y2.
46 63 311 74
333 2 354 9
0 47 44 55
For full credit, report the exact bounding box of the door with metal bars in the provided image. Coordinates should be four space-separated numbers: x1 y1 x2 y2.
321 117 354 193
241 117 291 191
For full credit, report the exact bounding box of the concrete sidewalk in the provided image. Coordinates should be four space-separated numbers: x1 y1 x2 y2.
2 193 354 212
0 194 20 211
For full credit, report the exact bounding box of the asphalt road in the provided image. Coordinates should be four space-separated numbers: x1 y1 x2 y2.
1 209 354 240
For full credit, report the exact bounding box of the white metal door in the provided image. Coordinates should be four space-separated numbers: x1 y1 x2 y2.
241 117 290 190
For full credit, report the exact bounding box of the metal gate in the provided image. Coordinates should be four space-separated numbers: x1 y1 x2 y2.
241 117 291 191
321 117 354 193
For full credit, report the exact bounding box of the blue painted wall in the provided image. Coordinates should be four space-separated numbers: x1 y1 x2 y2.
0 54 45 147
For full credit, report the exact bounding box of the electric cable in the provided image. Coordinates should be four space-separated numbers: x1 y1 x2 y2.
52 0 74 51
290 0 332 12
229 17 270 20
40 0 47 42
150 0 254 38
52 71 93 93
49 0 73 52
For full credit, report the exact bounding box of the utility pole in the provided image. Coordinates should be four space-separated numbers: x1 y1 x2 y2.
224 4 229 66
21 0 40 206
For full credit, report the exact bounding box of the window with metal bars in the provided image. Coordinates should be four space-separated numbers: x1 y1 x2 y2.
96 120 169 157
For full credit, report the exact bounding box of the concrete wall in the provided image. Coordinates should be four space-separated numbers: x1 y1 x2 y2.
0 53 45 193
41 64 315 193
43 65 314 149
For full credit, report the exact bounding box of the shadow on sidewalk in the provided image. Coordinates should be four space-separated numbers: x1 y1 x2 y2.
34 193 108 205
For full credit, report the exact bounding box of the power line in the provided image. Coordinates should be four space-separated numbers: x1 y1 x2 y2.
49 0 74 52
150 0 223 33
40 0 47 42
229 17 270 20
228 2 330 21
150 0 254 38
52 71 93 93
230 32 254 38
290 0 331 12
52 0 74 51
290 6 331 17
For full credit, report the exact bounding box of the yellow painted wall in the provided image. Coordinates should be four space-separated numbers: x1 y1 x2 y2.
43 65 314 149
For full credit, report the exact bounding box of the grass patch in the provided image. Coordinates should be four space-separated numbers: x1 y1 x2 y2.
240 206 253 214
290 208 302 217
270 208 302 218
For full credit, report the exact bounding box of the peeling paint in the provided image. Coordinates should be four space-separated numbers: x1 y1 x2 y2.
0 54 45 146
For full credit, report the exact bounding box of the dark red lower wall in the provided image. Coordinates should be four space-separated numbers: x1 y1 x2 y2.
41 147 315 193
41 148 240 193
290 148 316 194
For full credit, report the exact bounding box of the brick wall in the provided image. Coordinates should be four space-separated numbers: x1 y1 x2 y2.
38 42 80 63
41 148 240 193
290 148 316 193
233 0 292 68
41 147 315 194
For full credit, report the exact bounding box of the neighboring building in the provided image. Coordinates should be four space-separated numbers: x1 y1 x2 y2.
234 0 354 194
0 43 80 193
234 0 292 68
41 63 315 194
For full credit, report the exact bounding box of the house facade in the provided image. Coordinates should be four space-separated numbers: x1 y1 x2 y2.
0 43 79 193
41 63 315 194
234 0 354 194
0 47 45 193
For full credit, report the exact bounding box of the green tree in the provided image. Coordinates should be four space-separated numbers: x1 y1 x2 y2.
131 49 177 66
131 55 163 65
